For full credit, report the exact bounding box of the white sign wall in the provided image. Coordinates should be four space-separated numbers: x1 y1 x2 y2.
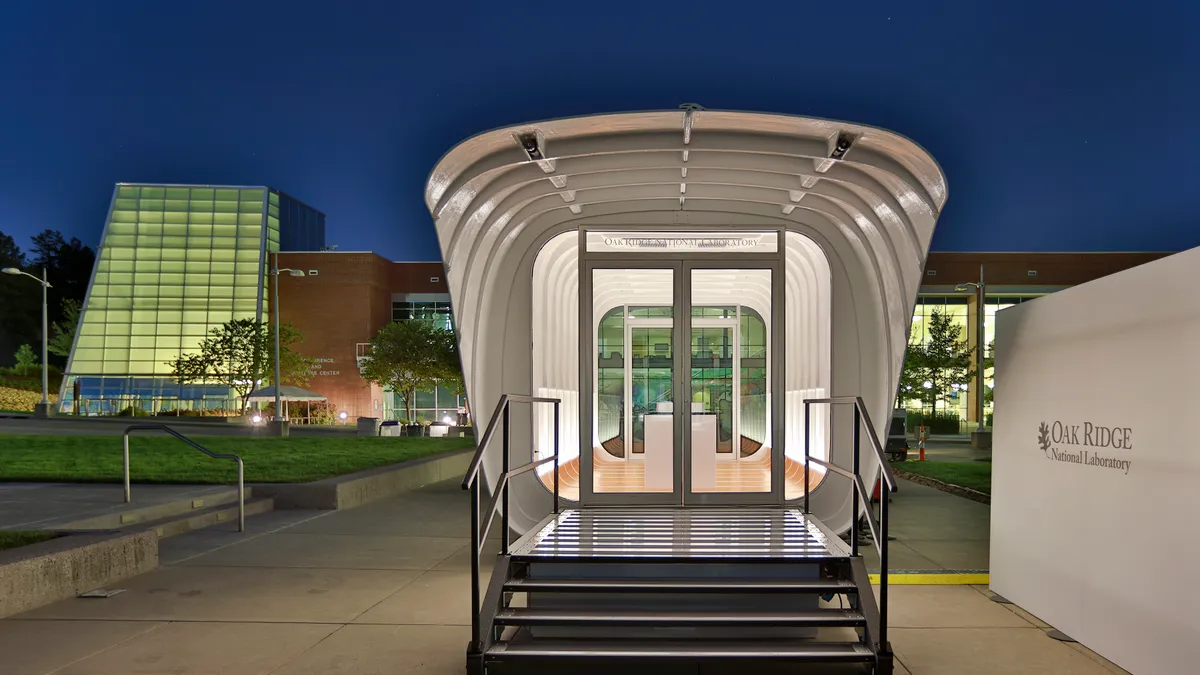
992 246 1200 675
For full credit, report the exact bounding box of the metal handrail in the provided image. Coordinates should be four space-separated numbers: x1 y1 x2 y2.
122 424 246 532
462 393 561 654
801 396 897 655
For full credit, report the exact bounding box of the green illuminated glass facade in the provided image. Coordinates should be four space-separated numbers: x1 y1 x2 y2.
59 184 324 415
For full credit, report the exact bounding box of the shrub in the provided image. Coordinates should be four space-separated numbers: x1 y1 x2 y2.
261 400 341 425
906 410 962 435
115 406 151 417
0 376 43 393
154 408 207 417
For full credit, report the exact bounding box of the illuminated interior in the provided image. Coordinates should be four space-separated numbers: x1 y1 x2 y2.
530 232 832 501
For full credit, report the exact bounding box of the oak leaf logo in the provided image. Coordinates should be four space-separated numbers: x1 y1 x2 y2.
1037 422 1052 457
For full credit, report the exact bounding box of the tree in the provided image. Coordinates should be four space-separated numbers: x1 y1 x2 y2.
28 230 95 356
48 298 82 358
0 231 25 268
13 344 37 375
266 323 317 389
0 231 38 368
436 327 468 419
360 320 452 424
914 308 975 411
166 319 315 413
983 339 995 407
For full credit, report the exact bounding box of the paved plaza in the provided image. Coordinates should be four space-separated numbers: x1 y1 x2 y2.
0 478 1127 675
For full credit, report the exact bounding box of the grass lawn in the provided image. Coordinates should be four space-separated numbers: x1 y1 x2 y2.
894 460 992 495
0 530 60 552
0 435 476 484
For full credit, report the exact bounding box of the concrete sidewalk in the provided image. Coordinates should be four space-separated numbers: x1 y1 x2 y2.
862 477 991 573
0 479 1126 675
0 483 238 530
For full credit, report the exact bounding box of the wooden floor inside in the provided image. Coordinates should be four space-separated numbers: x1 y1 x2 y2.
538 448 825 502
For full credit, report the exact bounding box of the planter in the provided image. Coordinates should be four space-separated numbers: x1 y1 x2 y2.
403 424 424 437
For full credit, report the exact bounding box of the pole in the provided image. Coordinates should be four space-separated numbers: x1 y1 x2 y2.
976 265 986 431
40 267 49 407
919 425 926 461
273 253 283 428
122 432 131 503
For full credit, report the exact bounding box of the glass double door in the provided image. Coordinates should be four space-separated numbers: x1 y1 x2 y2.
585 263 779 506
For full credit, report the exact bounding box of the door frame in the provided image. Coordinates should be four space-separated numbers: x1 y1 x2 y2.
581 259 685 507
578 226 786 507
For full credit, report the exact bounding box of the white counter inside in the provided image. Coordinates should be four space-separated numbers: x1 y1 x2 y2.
691 413 717 490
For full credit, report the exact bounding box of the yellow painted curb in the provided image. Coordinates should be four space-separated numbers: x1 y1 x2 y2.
868 573 989 585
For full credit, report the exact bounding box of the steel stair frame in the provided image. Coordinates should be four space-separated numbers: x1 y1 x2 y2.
462 393 897 674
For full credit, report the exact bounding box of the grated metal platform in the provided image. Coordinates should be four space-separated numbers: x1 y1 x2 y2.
510 508 852 560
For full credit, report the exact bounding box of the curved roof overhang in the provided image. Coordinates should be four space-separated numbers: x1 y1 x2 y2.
426 108 947 402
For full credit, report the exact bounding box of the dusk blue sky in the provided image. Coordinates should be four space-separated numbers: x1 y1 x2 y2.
1 1 1197 261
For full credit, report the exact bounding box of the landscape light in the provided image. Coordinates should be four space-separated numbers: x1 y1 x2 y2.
251 414 262 424
338 411 348 420
443 415 454 424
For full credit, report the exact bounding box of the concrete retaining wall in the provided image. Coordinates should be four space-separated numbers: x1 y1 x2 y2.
0 531 158 618
253 448 473 510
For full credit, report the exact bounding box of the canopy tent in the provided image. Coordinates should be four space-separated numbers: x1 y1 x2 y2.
245 385 330 425
245 385 328 402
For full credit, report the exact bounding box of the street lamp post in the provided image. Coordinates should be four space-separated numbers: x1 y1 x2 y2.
955 265 990 450
2 267 53 417
269 253 305 437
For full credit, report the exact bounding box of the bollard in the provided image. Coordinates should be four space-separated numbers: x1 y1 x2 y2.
919 425 927 461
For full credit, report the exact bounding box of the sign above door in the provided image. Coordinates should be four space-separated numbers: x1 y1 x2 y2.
586 231 778 254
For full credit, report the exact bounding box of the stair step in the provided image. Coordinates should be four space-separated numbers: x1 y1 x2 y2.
495 608 866 628
134 497 275 539
505 578 857 594
487 639 875 661
57 487 250 530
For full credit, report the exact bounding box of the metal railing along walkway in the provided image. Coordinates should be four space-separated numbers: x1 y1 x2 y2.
802 396 899 654
122 424 246 532
461 393 562 653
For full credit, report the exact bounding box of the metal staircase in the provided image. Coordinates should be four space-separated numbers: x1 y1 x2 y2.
463 395 897 674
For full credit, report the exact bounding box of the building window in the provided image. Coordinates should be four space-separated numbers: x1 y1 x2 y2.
391 300 454 330
902 294 1044 423
60 184 270 416
382 383 465 424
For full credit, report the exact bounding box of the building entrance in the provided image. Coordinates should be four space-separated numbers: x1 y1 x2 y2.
582 246 783 506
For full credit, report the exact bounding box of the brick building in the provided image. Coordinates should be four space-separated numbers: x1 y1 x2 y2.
273 252 448 420
914 251 1172 425
273 249 1173 426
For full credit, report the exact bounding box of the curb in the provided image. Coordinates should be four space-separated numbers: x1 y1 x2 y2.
0 530 157 618
894 470 991 505
251 448 473 510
